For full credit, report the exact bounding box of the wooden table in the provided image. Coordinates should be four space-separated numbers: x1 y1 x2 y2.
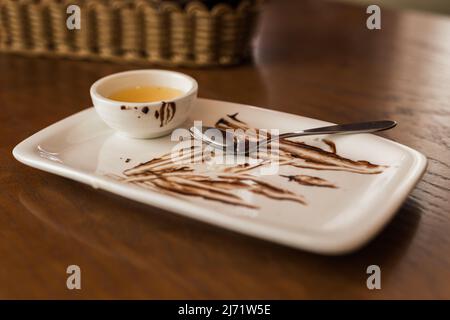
1 0 449 299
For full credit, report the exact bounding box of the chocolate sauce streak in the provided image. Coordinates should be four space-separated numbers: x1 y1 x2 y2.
228 112 245 123
160 103 165 127
170 103 176 121
158 102 177 127
323 139 336 153
281 175 336 188
115 113 385 209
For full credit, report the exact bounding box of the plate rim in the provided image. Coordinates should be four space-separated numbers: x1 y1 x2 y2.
12 98 428 254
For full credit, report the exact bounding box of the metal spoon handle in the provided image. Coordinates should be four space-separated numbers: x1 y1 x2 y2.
278 120 397 140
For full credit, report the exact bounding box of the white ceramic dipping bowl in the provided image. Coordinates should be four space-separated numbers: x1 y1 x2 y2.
90 69 198 138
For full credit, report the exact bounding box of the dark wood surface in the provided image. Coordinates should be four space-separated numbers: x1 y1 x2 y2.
1 0 449 299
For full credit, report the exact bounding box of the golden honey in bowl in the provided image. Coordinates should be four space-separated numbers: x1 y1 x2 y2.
108 86 184 103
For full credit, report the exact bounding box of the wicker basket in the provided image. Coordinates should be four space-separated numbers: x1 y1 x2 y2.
0 0 261 67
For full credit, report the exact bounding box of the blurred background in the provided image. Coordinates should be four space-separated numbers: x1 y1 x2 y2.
338 0 450 14
1 0 450 69
334 0 450 15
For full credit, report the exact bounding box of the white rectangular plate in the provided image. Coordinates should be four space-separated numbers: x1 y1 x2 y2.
13 98 427 254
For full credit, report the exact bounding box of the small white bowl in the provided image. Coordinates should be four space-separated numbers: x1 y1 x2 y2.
90 69 198 138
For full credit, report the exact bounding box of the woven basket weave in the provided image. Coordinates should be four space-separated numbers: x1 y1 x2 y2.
0 0 261 67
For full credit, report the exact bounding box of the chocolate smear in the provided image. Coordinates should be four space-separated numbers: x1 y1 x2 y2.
228 112 246 123
160 102 165 127
281 175 337 188
158 102 177 127
150 178 257 208
112 113 386 209
168 102 176 122
323 139 336 153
